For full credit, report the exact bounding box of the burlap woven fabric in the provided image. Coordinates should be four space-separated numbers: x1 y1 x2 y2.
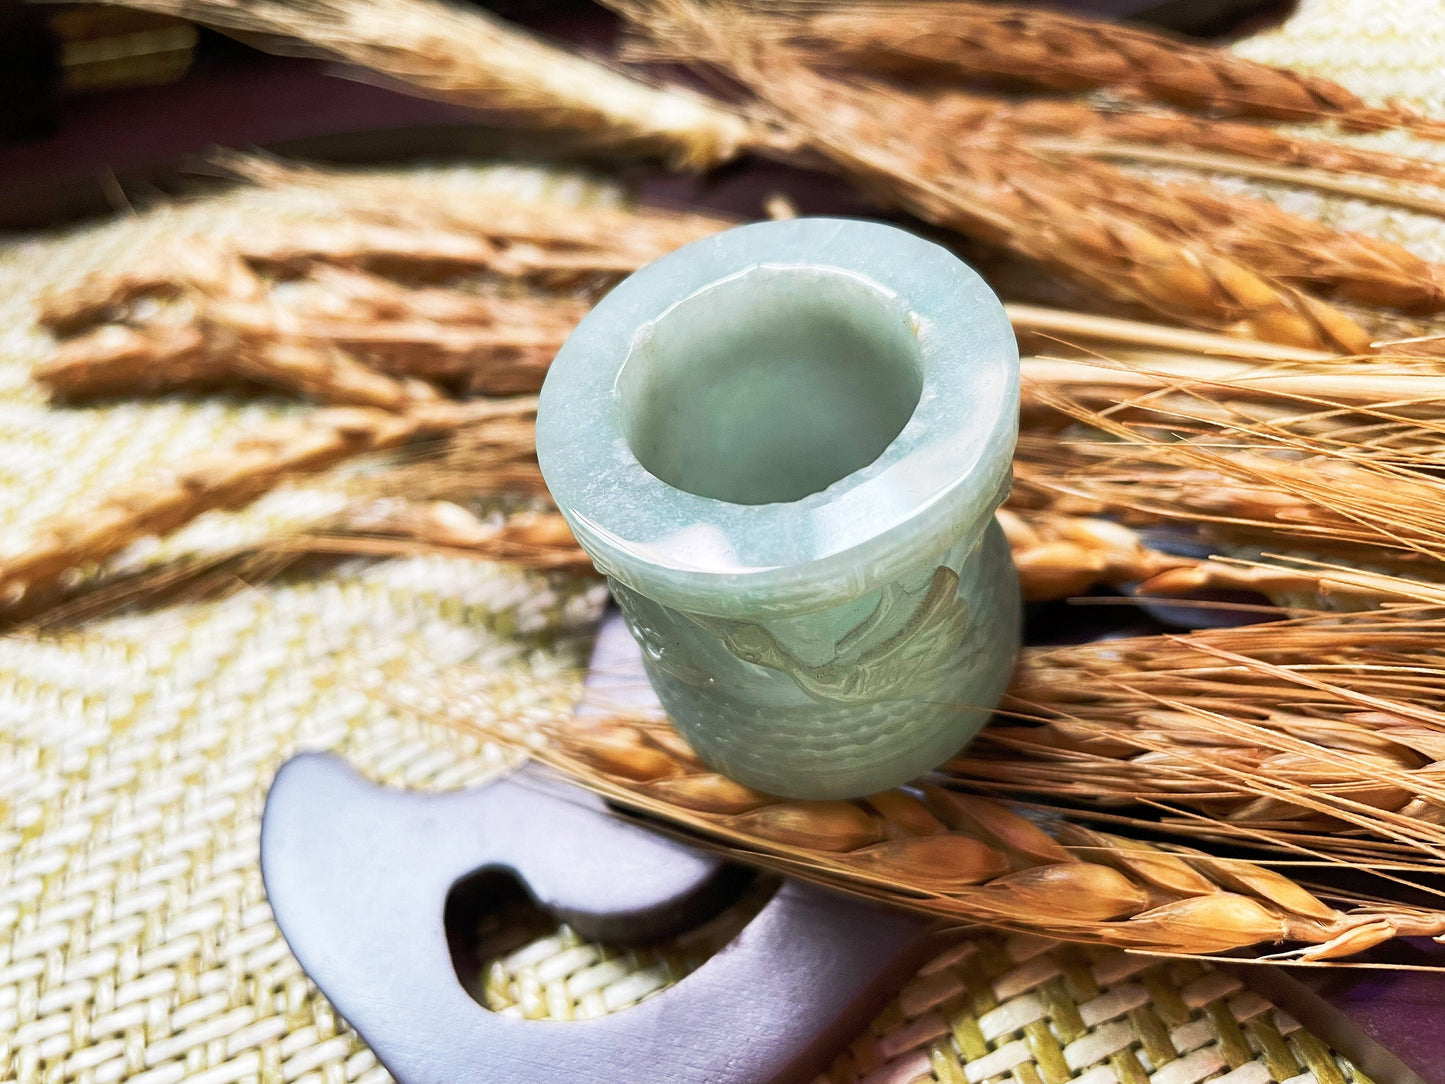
0 1 1430 1081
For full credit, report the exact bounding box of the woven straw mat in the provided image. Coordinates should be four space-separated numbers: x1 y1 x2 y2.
2 0 1438 1080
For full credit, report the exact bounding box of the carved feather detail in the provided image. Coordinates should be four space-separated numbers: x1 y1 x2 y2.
691 566 969 703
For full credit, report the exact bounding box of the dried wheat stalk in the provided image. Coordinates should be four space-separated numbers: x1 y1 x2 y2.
35 188 681 405
1034 139 1445 225
39 317 442 408
39 311 550 404
1004 508 1326 607
1009 305 1341 363
1020 153 1445 314
1022 453 1445 562
1019 351 1445 411
212 33 1445 328
928 96 1445 190
952 608 1445 867
36 324 221 400
223 155 737 272
628 3 1445 190
436 709 1445 960
625 0 1445 233
305 263 594 334
0 398 534 606
39 236 265 333
685 0 1445 135
923 129 1445 322
878 86 1442 321
1017 346 1445 548
346 413 548 502
36 198 724 323
294 501 592 573
804 90 1370 350
838 106 1364 348
908 140 1445 318
1156 181 1445 314
1136 555 1445 606
623 0 1445 338
37 238 433 407
1014 386 1445 562
619 8 1374 349
65 0 771 167
39 159 734 307
45 0 1440 350
203 296 577 395
220 220 701 291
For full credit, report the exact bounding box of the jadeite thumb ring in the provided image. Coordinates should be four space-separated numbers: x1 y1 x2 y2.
536 218 1021 800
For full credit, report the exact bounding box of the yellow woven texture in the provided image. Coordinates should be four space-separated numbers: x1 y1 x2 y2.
479 921 1371 1084
0 0 1438 1079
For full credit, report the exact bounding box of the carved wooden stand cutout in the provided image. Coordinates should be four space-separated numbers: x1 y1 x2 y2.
261 753 943 1083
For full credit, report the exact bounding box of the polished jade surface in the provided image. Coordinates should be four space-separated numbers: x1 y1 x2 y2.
536 218 1021 799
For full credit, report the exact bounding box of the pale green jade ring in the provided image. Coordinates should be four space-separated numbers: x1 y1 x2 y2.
537 218 1021 799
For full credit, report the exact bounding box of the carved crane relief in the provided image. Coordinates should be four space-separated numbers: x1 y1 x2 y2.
689 566 968 703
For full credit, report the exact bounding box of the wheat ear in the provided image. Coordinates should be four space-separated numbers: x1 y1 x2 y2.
619 5 1372 350
437 712 1445 961
0 399 532 606
62 0 770 167
790 84 1370 350
1016 386 1445 561
774 1 1445 134
1007 152 1445 315
957 608 1445 868
277 503 592 573
954 97 1445 189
